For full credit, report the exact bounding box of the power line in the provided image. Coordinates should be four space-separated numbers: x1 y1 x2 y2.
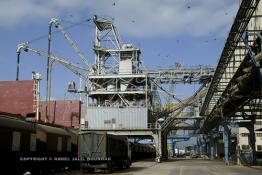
26 18 93 44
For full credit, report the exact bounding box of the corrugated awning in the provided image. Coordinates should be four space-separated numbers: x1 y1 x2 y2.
256 128 262 131
37 124 70 136
0 115 35 132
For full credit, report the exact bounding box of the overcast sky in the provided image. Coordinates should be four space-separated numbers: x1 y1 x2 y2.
0 0 238 36
0 0 239 100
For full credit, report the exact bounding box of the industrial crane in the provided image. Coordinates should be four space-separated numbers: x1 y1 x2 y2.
48 18 90 68
15 15 216 162
16 43 88 122
16 43 88 80
46 18 92 119
28 17 92 121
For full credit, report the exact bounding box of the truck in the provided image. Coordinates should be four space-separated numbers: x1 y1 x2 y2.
79 131 131 173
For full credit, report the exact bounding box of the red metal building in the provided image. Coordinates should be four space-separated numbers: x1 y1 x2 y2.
40 100 81 128
0 80 81 128
0 80 34 117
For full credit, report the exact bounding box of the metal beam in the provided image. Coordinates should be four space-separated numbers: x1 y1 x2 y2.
201 0 260 116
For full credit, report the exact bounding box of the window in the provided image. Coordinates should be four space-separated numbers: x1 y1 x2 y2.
257 145 262 151
67 138 71 152
104 120 111 124
57 137 62 152
256 133 262 137
242 145 250 150
85 121 88 128
12 131 21 151
30 133 36 152
241 133 249 137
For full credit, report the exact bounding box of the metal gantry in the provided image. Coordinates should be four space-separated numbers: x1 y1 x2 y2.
198 0 262 165
200 0 261 131
17 15 215 162
147 67 214 84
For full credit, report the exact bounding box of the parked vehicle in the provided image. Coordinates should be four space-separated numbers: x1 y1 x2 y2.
79 131 131 173
0 113 78 175
129 142 156 160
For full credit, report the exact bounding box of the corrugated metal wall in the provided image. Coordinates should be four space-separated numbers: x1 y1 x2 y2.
0 80 34 117
86 107 148 129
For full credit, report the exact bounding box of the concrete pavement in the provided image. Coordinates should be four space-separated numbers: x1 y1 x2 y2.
54 159 262 175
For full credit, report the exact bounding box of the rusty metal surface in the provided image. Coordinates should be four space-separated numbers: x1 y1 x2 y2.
0 80 34 117
0 81 81 128
40 100 81 128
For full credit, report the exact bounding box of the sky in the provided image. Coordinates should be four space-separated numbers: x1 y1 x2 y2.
0 0 240 148
0 0 239 101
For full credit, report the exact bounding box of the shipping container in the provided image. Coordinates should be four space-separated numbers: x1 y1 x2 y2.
85 107 148 129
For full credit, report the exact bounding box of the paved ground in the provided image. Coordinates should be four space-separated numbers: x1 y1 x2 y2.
54 159 262 175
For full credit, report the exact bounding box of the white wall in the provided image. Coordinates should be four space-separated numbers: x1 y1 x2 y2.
238 125 262 151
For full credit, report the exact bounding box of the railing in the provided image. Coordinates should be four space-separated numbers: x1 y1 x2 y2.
80 122 160 130
147 123 161 129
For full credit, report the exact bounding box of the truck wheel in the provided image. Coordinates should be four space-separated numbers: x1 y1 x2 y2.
117 163 123 170
105 161 114 173
87 168 94 173
126 162 130 169
81 168 86 174
155 157 162 163
105 167 113 173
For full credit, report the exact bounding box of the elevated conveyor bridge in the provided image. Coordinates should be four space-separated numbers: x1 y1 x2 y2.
199 0 262 165
200 0 262 132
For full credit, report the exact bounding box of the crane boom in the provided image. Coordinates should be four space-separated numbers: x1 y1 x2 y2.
93 15 122 49
49 18 90 68
16 43 88 80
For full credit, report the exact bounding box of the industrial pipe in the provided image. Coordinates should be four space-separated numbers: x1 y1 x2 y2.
16 49 21 81
255 52 262 62
45 19 55 123
15 44 26 81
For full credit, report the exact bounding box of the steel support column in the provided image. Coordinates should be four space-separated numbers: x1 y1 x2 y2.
153 131 162 163
247 118 257 165
223 126 231 165
209 136 216 160
162 133 168 160
172 140 176 157
202 135 208 155
236 133 241 165
214 137 218 159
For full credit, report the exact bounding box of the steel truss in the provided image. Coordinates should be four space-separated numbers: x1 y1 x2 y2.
89 16 214 128
200 0 262 132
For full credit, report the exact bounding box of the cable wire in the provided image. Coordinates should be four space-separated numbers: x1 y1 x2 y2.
26 18 93 44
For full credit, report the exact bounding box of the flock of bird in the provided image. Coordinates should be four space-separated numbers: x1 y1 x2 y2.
111 1 228 44
27 1 231 64
110 1 230 63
